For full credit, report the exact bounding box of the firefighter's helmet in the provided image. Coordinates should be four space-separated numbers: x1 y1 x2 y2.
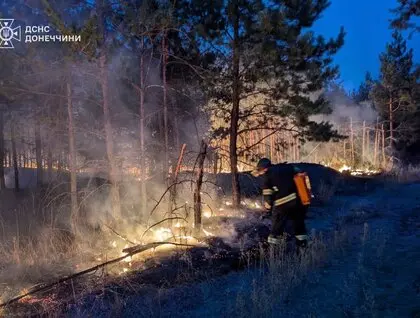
252 158 272 176
257 158 271 170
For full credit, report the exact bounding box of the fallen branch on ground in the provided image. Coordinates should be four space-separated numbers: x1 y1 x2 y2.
0 241 196 308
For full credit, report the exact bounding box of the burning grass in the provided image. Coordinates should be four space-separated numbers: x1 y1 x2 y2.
337 164 382 177
0 189 261 312
1 162 390 316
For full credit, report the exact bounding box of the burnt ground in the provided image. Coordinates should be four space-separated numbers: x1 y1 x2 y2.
2 166 419 317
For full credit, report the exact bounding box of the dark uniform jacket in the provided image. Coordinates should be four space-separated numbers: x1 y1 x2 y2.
261 163 300 211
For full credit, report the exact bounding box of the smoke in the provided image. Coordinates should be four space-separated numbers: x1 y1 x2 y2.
310 89 378 128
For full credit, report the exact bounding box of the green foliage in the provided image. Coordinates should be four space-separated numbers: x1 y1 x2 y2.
352 72 375 104
371 31 419 160
390 0 420 34
197 0 344 143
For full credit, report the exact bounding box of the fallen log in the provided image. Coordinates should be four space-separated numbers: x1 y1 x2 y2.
0 241 196 308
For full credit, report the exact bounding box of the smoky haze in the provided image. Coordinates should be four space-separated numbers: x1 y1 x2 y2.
310 88 378 127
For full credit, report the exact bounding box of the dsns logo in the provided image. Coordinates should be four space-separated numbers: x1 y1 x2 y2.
0 19 21 48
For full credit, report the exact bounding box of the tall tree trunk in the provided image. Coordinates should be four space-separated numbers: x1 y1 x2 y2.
7 149 11 169
170 143 186 220
11 122 19 192
389 97 394 151
0 109 5 189
35 118 43 186
67 78 78 231
100 54 121 220
139 37 147 216
47 146 53 182
270 133 274 161
98 0 121 220
381 124 386 167
350 117 355 166
366 129 370 160
230 6 241 209
194 140 207 234
213 151 218 175
362 121 366 164
173 107 180 156
374 124 379 166
162 30 169 182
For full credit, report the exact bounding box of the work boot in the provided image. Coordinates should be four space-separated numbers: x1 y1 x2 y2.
295 235 309 258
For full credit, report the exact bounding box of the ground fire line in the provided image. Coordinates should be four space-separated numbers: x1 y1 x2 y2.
0 241 198 308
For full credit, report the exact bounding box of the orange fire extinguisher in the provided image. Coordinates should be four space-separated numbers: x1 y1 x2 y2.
293 172 312 206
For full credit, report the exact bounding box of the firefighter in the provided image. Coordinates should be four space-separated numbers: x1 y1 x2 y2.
253 158 310 250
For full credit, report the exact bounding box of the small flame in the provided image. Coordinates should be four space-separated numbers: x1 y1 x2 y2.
203 211 212 218
339 164 352 173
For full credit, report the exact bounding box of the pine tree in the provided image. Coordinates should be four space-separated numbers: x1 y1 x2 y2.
371 31 418 161
352 72 375 104
390 0 420 34
191 0 344 208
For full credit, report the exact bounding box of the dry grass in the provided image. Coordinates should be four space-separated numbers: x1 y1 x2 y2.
315 178 338 205
228 230 335 317
228 223 396 318
3 221 398 318
386 164 420 183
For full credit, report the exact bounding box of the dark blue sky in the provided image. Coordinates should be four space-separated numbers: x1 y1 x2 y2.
313 0 420 92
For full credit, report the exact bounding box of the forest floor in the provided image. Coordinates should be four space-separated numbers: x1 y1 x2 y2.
1 170 420 317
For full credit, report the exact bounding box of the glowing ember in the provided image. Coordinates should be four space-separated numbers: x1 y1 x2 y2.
339 164 352 173
225 201 232 206
203 210 212 218
175 222 182 228
110 240 117 248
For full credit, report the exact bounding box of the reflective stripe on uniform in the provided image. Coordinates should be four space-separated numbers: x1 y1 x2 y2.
274 193 297 206
305 176 312 190
268 235 282 245
295 234 309 241
263 189 273 195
